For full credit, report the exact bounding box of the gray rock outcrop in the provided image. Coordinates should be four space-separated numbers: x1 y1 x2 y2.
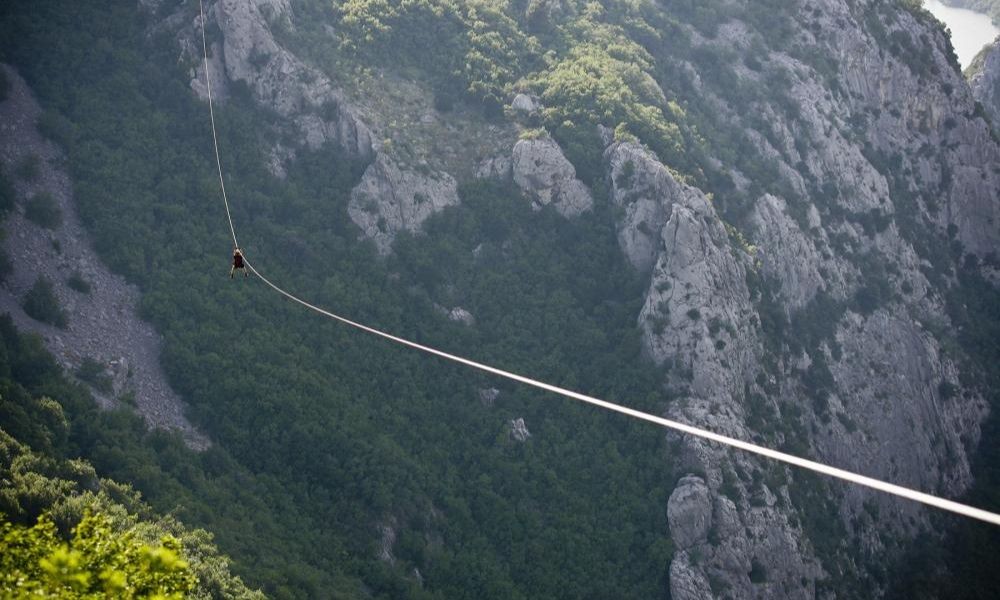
476 136 594 218
194 0 375 159
511 137 593 217
509 418 531 442
510 93 540 115
447 307 475 326
376 519 397 564
623 142 757 400
610 142 818 599
667 475 712 550
818 310 986 530
748 194 829 310
606 142 684 274
348 154 460 254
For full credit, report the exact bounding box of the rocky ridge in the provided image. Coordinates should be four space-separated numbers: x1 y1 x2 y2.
611 140 820 599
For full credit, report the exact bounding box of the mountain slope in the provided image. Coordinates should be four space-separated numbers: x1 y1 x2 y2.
3 0 1000 598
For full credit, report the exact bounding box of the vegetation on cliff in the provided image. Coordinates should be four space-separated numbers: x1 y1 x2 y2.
2 0 1000 598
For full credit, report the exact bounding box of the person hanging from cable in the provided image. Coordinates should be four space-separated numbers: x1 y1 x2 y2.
230 246 248 278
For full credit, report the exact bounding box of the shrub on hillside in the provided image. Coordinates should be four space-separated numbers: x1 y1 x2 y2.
0 248 10 283
22 277 68 328
0 170 13 217
15 154 41 181
24 192 61 229
0 513 198 598
75 356 112 393
66 272 91 294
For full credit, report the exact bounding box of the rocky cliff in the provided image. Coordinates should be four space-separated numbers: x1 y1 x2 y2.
615 1 998 596
145 0 1000 597
969 37 1000 123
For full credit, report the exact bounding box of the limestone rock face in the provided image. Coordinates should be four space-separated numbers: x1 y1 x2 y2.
348 154 460 254
969 38 1000 126
667 475 712 551
604 138 820 599
212 0 375 158
511 138 593 217
606 141 684 273
777 0 1000 259
748 194 828 310
668 553 713 600
476 136 593 219
819 310 986 532
636 167 757 399
610 1 999 596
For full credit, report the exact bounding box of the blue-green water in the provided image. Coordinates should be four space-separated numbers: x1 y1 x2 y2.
924 0 999 67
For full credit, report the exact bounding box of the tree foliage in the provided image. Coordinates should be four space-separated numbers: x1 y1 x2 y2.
334 0 685 174
0 512 196 599
24 191 62 229
22 277 68 329
0 317 264 599
338 0 538 110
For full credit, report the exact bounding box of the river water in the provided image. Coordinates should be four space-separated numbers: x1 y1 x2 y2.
923 0 999 68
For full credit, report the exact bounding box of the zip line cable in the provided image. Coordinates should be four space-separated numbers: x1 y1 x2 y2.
195 0 1000 527
246 260 1000 527
198 0 238 248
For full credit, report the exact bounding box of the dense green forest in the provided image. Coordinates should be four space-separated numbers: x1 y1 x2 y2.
1 2 677 598
3 0 1000 598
